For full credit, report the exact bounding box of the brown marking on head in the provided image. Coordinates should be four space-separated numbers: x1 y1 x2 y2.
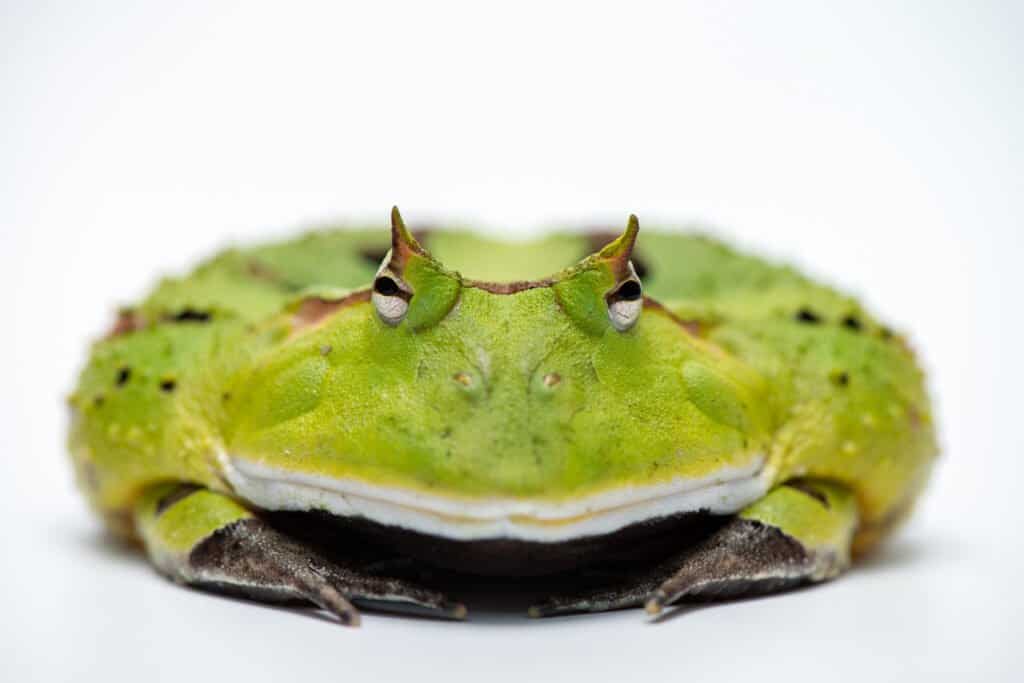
596 214 640 282
641 297 710 337
464 278 555 294
678 319 706 337
387 206 429 273
291 290 372 330
907 403 923 429
586 224 650 279
106 310 146 338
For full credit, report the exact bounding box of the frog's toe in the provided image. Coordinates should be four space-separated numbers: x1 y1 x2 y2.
645 480 858 616
527 581 655 618
531 481 859 620
134 484 466 626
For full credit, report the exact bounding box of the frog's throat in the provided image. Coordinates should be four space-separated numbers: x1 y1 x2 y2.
220 454 770 543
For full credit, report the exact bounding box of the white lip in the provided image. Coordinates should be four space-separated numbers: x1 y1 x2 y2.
221 454 770 543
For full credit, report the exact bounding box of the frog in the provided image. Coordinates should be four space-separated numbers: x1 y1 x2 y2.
67 208 937 626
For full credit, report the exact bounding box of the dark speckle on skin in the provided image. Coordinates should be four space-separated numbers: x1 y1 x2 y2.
880 326 894 340
160 379 177 393
93 394 105 407
831 371 850 387
795 307 822 324
841 315 863 332
167 308 212 323
115 367 132 387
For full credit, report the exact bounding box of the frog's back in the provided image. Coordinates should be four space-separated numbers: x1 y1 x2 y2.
69 224 936 550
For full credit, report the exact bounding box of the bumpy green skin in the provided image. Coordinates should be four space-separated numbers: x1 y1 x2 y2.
68 223 936 553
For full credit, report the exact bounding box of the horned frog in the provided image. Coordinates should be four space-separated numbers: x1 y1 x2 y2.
68 209 937 625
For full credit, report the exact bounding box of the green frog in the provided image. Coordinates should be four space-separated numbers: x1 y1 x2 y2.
67 208 937 625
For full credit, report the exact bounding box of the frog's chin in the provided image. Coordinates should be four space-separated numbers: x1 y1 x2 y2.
219 454 770 543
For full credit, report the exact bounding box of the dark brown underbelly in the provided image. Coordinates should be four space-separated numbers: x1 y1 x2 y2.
266 508 729 576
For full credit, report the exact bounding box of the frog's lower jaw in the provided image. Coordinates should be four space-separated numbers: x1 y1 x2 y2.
220 454 771 543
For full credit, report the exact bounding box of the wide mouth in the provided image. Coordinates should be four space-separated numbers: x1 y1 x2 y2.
220 453 770 543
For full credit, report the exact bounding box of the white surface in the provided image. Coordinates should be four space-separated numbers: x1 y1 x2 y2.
2 2 1020 681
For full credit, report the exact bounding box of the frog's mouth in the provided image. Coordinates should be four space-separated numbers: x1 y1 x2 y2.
221 454 770 543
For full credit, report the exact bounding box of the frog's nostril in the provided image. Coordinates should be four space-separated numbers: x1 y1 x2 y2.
542 372 561 388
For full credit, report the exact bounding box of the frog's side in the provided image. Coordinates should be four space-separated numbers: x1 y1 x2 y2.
68 210 936 625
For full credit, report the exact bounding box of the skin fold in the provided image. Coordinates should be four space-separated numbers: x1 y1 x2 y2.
67 209 937 624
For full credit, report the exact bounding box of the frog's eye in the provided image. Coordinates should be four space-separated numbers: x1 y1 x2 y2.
606 270 643 332
372 267 412 325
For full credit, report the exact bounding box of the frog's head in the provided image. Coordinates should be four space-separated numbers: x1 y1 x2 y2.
221 209 773 542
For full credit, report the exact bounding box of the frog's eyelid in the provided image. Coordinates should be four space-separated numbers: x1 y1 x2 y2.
605 265 643 332
372 263 413 325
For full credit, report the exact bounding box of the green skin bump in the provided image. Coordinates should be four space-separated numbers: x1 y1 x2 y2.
68 211 937 616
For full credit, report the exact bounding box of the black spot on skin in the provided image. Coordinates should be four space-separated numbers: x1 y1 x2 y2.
168 308 212 323
115 367 132 387
831 371 850 387
841 315 863 332
785 481 830 508
222 392 232 402
155 483 202 517
160 379 177 393
794 307 822 324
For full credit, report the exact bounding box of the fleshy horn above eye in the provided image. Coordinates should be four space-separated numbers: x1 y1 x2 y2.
371 207 417 325
603 214 643 332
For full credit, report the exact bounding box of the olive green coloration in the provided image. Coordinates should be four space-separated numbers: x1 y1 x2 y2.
67 209 937 625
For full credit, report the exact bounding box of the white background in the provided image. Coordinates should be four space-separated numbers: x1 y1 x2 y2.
2 2 1021 681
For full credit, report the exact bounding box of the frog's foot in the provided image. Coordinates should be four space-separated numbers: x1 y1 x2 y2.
529 480 858 619
134 484 467 626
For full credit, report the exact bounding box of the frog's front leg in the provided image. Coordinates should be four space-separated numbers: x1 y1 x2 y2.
530 480 858 618
134 484 466 626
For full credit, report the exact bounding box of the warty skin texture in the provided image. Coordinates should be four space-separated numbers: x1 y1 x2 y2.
68 213 936 559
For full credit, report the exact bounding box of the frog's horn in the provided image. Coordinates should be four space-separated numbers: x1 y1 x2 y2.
597 214 640 281
389 206 427 269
